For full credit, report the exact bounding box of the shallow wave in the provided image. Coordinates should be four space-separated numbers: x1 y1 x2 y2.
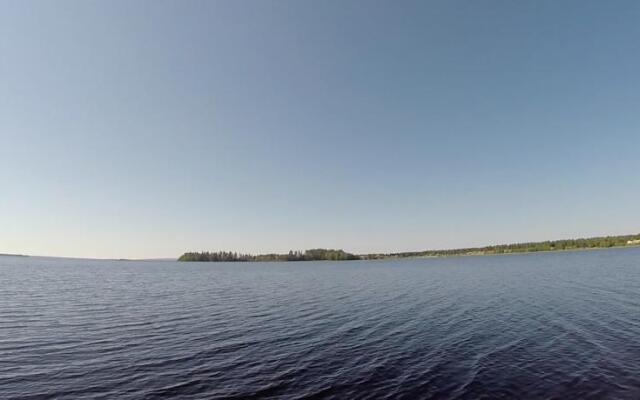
1 248 640 399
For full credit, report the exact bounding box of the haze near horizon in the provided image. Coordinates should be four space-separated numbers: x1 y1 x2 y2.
2 1 639 259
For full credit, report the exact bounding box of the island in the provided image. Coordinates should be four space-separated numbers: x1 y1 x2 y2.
178 248 359 262
178 233 640 262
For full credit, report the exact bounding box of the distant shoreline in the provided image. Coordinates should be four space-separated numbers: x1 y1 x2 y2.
179 233 640 262
371 243 640 261
4 234 639 262
361 234 640 261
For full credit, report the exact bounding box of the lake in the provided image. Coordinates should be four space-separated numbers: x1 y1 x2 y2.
2 248 639 399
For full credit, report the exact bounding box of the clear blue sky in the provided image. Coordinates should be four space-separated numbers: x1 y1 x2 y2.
1 1 639 259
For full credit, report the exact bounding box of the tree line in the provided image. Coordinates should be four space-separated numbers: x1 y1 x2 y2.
178 233 640 262
178 248 360 262
362 233 640 259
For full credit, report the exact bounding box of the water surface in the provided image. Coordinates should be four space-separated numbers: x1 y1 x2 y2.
2 248 640 399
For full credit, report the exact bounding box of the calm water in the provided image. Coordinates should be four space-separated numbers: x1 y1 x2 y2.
2 248 640 399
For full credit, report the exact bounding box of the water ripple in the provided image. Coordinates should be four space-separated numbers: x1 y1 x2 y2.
1 248 640 399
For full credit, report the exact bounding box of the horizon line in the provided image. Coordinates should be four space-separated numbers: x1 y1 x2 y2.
3 232 639 261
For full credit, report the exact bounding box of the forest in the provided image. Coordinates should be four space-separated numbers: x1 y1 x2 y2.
362 233 640 259
178 248 360 262
178 233 640 262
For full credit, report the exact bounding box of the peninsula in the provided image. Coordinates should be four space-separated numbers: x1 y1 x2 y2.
178 233 640 262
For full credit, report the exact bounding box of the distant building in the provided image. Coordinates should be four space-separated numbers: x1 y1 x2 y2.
627 239 640 245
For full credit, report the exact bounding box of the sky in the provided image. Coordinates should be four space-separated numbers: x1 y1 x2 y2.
1 1 639 259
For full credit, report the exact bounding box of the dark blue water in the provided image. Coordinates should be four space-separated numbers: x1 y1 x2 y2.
2 248 640 399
